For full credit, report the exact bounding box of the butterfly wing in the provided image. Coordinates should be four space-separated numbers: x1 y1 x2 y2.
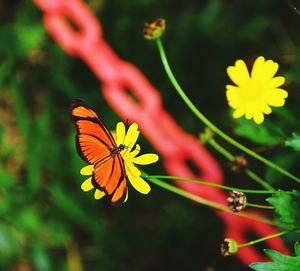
70 99 127 205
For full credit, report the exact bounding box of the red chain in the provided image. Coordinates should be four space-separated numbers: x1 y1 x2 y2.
33 0 289 264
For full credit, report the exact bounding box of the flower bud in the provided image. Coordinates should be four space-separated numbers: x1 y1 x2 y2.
143 18 166 40
230 155 248 173
220 238 239 256
227 191 247 212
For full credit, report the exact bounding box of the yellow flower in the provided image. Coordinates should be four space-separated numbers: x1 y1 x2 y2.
226 56 288 124
80 122 159 202
80 165 106 200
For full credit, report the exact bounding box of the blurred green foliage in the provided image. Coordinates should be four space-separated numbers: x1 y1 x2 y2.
285 133 300 151
1 0 300 270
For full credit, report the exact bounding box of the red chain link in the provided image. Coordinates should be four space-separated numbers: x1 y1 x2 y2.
33 0 289 264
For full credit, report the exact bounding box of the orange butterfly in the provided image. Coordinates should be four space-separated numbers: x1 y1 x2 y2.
70 99 127 205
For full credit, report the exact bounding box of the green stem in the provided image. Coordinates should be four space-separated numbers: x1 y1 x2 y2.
286 0 300 16
145 174 275 194
147 175 275 225
238 230 290 248
156 38 300 184
246 202 274 210
208 138 275 191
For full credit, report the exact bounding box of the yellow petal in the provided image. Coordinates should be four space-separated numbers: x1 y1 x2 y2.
245 105 254 119
116 122 126 146
259 104 272 114
125 162 141 177
233 108 245 118
251 56 265 80
127 171 151 194
227 59 250 86
80 165 94 175
123 189 128 203
124 123 140 148
226 84 239 95
245 112 252 119
226 85 240 108
129 144 141 158
94 189 105 200
267 88 288 106
263 60 279 79
245 104 258 120
133 153 159 165
122 144 140 158
81 177 94 192
253 112 264 124
268 76 285 88
251 57 279 81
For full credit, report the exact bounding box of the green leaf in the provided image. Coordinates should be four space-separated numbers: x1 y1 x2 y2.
250 242 300 271
285 133 300 151
267 190 300 227
232 107 296 145
233 117 283 145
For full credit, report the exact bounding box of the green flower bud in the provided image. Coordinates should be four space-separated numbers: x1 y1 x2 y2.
220 238 239 256
143 19 166 40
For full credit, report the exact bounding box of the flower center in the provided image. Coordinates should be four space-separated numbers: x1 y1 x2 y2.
240 79 263 101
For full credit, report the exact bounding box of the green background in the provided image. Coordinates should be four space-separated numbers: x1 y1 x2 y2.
1 0 300 270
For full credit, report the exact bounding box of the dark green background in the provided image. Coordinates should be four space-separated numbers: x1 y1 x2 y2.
1 0 300 270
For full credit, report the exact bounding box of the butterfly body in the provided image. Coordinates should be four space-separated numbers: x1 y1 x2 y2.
70 99 127 205
110 144 125 155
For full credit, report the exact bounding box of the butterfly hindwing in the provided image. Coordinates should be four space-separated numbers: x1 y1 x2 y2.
93 153 127 205
70 99 127 205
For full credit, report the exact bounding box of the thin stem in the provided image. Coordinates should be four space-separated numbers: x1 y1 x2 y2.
147 175 275 225
208 138 275 191
286 0 300 16
246 202 275 210
246 171 275 190
145 174 275 194
238 230 290 248
156 38 300 184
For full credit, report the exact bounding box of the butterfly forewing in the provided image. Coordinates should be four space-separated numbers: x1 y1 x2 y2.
70 99 127 205
71 100 117 148
77 133 111 164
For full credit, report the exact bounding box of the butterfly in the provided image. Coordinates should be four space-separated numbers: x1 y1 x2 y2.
70 99 127 205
